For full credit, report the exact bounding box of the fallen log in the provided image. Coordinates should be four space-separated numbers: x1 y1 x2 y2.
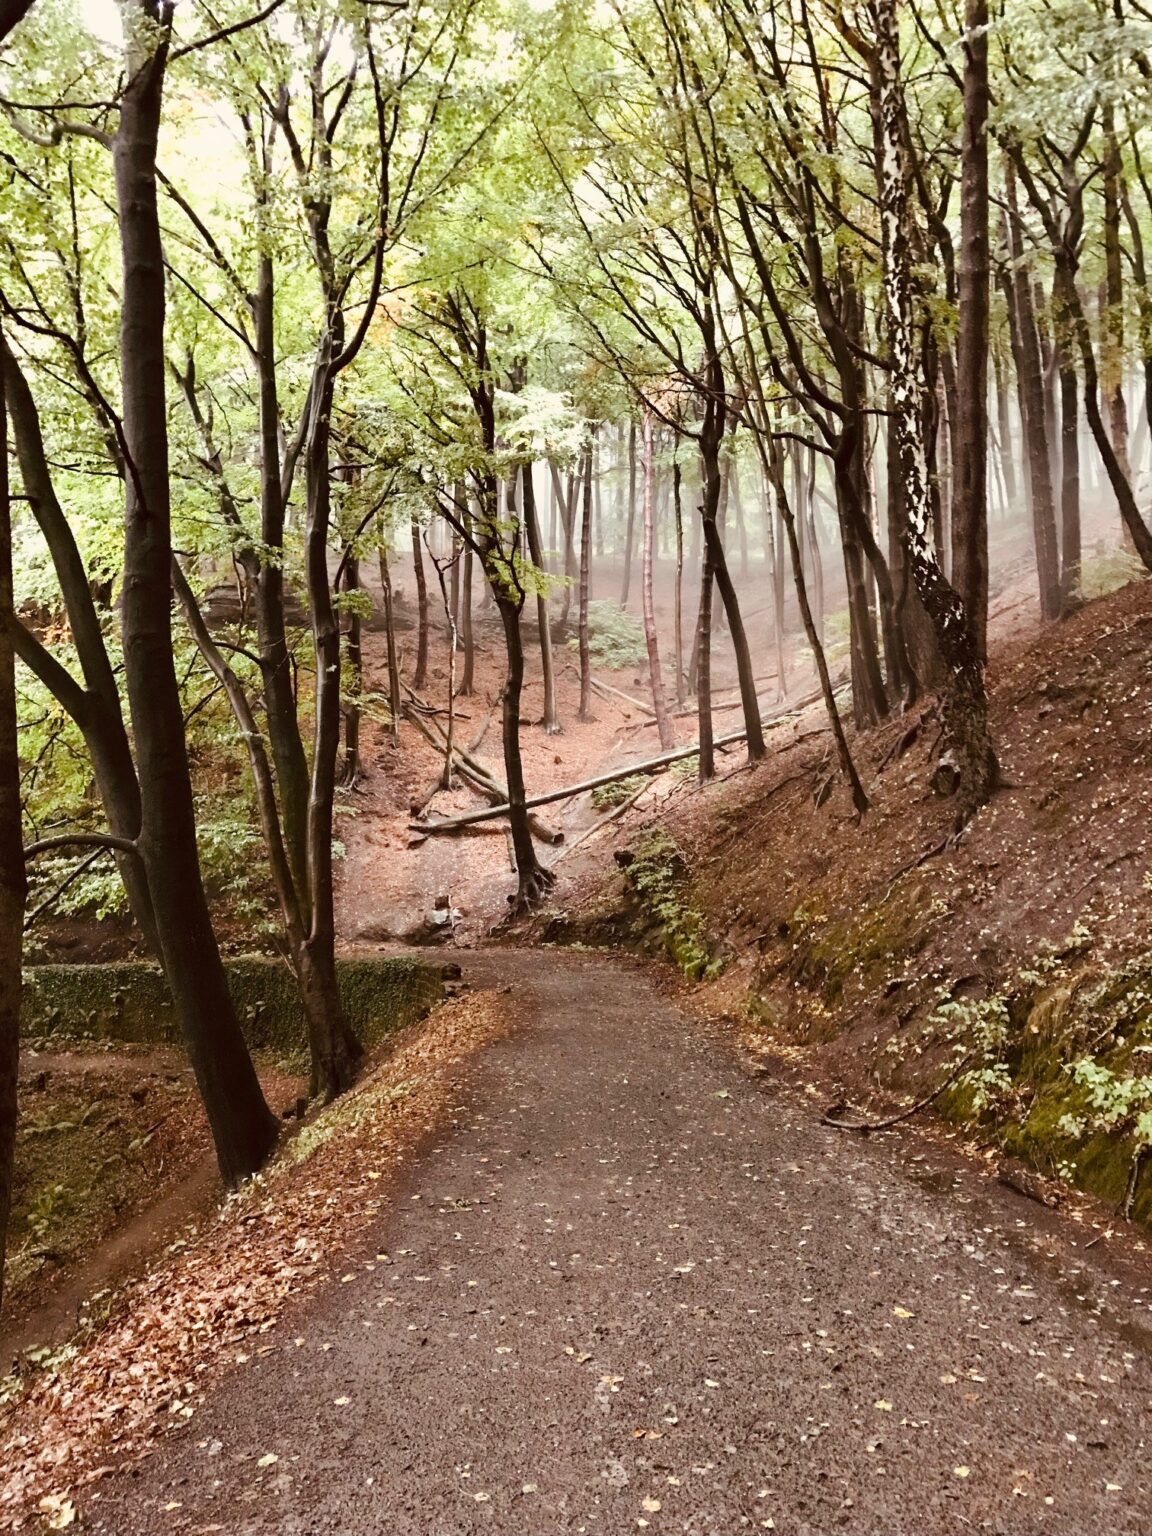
402 698 563 844
409 724 747 834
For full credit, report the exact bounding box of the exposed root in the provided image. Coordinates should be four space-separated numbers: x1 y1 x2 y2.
508 864 557 916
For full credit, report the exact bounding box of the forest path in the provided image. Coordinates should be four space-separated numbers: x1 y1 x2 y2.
93 949 1152 1535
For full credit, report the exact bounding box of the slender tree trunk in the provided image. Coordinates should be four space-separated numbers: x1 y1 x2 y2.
1103 106 1133 550
114 1 277 1182
694 523 714 783
522 461 560 734
672 456 686 706
411 515 429 689
871 0 998 820
578 442 593 722
804 448 824 643
640 410 674 748
339 554 363 787
1056 335 1082 604
950 0 990 658
0 332 26 1313
0 341 158 952
301 368 361 1101
252 253 310 912
620 419 637 607
994 345 1018 508
378 532 402 743
766 432 868 814
1003 167 1062 618
460 517 475 696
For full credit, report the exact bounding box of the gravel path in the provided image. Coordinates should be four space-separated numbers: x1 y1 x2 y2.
93 949 1152 1534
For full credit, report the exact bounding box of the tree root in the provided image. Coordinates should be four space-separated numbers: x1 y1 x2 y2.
821 1055 974 1133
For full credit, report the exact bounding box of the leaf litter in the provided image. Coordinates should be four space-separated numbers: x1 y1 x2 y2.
0 989 511 1528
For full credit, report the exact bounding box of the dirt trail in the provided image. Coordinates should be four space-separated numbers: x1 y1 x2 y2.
91 949 1152 1535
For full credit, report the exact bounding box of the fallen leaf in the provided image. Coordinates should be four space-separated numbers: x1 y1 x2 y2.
953 1466 970 1479
38 1495 76 1531
257 1453 279 1468
874 1400 893 1412
642 1496 662 1512
893 1306 913 1319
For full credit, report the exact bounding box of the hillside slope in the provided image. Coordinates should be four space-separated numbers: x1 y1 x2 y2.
545 576 1152 1222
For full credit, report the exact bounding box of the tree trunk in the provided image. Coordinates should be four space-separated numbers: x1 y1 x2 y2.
522 461 560 734
339 554 363 787
1003 166 1062 618
950 0 990 658
672 456 686 705
578 442 593 722
252 252 311 912
1103 105 1133 549
301 368 361 1102
871 0 998 820
766 432 868 814
114 1 278 1182
620 419 637 607
0 340 158 953
695 526 714 782
378 532 403 743
411 515 429 689
994 345 1018 509
640 410 674 749
1057 339 1082 605
0 330 27 1313
460 524 475 696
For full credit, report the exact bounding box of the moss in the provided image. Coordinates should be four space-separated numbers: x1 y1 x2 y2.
791 879 941 1003
591 775 646 811
22 955 444 1053
625 831 721 980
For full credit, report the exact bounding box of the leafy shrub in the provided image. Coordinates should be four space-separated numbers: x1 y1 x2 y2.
570 600 646 668
1080 546 1148 600
591 775 646 810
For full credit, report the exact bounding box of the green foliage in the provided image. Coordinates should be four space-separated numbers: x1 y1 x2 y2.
570 601 647 669
1079 548 1149 601
591 775 646 810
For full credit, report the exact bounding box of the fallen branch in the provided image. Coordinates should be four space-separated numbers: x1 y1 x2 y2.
591 675 655 716
403 697 562 844
548 779 650 866
821 1054 974 1132
24 832 138 860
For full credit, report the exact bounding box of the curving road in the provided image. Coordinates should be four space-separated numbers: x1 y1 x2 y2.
93 950 1152 1535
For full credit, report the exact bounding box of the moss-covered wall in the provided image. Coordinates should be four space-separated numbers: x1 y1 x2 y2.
22 955 445 1053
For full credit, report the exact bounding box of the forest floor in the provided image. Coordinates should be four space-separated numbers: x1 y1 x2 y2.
16 947 1152 1535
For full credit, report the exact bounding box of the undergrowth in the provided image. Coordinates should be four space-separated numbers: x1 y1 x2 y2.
626 831 722 981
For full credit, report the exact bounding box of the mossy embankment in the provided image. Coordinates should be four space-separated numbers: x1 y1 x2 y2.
545 576 1152 1224
22 953 444 1055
